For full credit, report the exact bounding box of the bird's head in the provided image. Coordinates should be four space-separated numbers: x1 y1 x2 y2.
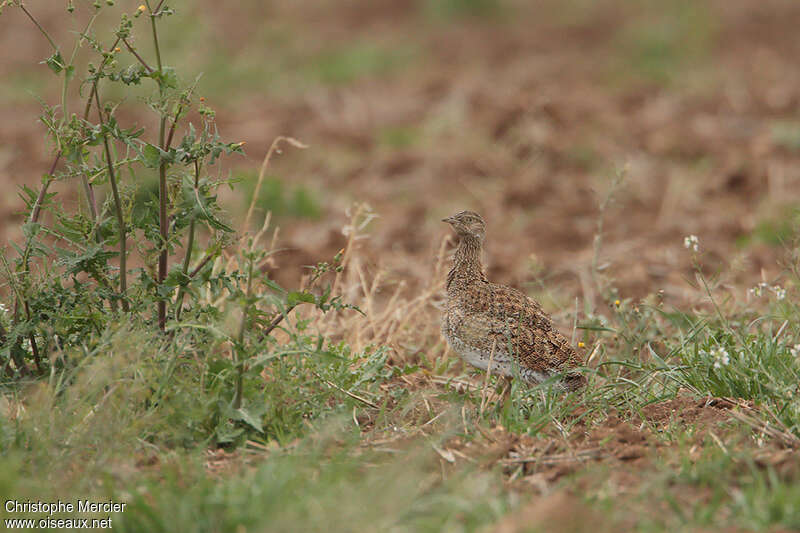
442 210 486 241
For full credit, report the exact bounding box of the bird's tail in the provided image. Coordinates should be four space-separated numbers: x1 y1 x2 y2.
562 372 587 392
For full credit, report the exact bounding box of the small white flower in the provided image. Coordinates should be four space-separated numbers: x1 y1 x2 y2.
749 282 770 298
772 285 786 301
683 235 700 252
0 302 7 315
791 344 800 358
711 346 730 369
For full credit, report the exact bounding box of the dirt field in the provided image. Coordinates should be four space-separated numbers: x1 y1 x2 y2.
3 0 799 304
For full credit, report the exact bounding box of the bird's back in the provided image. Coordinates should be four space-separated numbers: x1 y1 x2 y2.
444 278 585 389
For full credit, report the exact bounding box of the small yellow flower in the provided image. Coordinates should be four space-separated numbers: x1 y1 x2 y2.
578 342 585 348
137 4 146 12
114 47 121 53
614 299 621 307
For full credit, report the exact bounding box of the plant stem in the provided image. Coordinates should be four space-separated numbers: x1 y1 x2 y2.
257 267 328 342
80 41 119 246
0 323 13 377
0 256 30 376
0 316 28 377
165 102 185 149
146 4 169 331
63 13 99 120
94 87 129 312
157 117 168 330
29 154 60 224
148 6 163 74
20 14 115 230
18 4 58 52
170 250 215 321
260 305 297 341
233 256 255 410
10 11 117 370
24 303 43 374
81 175 100 242
16 153 61 373
121 38 154 73
189 253 214 278
174 161 201 321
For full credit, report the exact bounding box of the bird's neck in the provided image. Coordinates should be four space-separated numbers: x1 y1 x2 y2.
447 234 486 291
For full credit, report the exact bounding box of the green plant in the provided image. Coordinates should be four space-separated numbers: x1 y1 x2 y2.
0 2 356 421
1 1 240 369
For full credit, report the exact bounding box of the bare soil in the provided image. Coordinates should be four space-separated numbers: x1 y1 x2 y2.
2 1 799 307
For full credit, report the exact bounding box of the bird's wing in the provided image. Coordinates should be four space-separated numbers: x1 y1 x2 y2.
482 283 582 373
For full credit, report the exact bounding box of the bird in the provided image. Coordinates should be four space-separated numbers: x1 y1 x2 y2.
441 210 586 392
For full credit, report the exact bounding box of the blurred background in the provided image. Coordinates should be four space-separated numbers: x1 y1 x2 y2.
2 0 799 310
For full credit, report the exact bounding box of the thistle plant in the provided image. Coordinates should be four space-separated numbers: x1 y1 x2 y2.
0 1 244 376
0 4 362 437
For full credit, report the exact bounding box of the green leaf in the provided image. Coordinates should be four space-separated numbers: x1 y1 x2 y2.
263 278 285 294
140 143 161 168
231 407 264 433
22 222 41 239
198 209 234 233
182 178 233 233
151 66 178 89
163 268 191 289
56 244 117 276
287 291 315 307
215 420 244 444
44 51 65 74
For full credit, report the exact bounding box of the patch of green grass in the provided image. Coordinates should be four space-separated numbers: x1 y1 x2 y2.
737 207 799 248
771 121 800 151
114 428 512 533
0 325 510 532
565 143 600 171
237 171 322 224
378 125 421 149
184 37 416 99
669 326 800 402
615 0 716 85
303 43 415 85
421 0 506 19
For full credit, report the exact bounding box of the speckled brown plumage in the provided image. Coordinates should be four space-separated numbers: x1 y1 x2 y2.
441 211 586 391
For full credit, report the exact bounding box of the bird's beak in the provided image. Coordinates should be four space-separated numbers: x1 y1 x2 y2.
442 216 455 224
